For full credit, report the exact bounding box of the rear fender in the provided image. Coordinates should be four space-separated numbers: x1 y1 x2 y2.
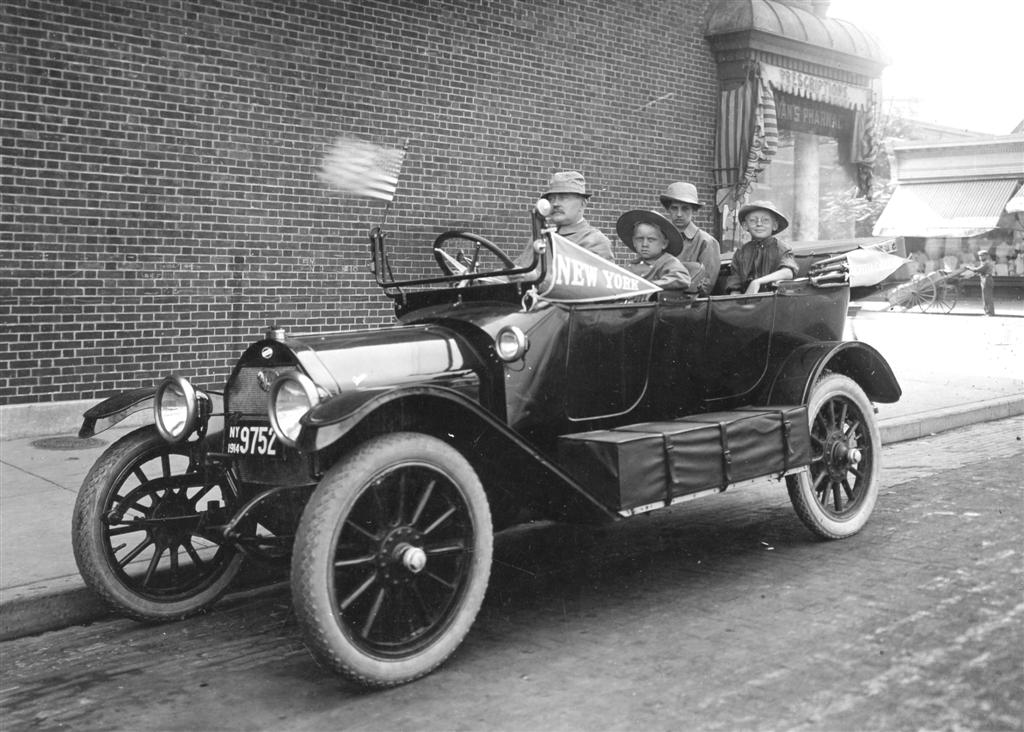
298 386 616 526
79 387 224 438
763 341 902 406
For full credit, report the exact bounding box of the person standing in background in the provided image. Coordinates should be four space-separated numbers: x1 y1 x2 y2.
965 248 996 316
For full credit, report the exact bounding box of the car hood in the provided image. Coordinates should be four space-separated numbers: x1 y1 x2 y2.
288 323 488 394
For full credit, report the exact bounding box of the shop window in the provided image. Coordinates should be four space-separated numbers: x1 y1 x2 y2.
748 130 858 242
905 230 1024 278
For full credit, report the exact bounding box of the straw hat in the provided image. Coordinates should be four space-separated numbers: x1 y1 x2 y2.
616 209 684 257
738 200 789 234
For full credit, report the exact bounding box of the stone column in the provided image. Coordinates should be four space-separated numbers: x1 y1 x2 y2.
793 131 819 241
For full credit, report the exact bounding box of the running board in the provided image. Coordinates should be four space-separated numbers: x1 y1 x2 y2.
617 466 808 518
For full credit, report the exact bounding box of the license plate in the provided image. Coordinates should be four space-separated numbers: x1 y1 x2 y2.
226 423 280 456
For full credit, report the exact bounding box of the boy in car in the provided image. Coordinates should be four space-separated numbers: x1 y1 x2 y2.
616 209 692 290
724 200 798 295
659 182 721 291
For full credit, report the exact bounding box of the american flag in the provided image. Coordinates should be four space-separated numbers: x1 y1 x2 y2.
741 72 778 189
318 137 406 202
713 69 778 195
713 77 757 191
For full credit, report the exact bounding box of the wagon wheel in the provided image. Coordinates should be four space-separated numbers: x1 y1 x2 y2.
930 280 958 314
291 432 492 688
912 278 937 312
72 426 244 620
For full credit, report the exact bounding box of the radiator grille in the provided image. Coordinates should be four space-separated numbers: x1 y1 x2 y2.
226 366 298 417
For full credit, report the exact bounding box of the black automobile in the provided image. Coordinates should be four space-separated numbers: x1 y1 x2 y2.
72 206 901 688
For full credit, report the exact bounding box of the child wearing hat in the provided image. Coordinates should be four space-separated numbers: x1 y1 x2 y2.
724 200 799 295
659 182 721 291
616 210 692 290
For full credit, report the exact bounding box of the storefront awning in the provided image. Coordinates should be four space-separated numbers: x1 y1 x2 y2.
998 186 1024 232
873 179 1020 238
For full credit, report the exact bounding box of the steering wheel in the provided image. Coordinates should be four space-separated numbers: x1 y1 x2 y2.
433 231 514 276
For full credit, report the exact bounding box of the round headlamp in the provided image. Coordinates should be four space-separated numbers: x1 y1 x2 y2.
154 375 199 443
268 372 321 447
495 326 528 362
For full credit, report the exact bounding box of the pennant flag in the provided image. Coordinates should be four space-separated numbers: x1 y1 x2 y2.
319 137 406 201
535 233 662 303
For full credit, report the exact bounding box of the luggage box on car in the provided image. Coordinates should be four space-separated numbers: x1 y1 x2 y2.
557 406 811 516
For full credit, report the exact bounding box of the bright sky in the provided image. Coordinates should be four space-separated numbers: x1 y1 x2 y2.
829 0 1022 135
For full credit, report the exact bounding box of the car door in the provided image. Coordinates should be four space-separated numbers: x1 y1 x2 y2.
564 302 657 421
655 293 779 409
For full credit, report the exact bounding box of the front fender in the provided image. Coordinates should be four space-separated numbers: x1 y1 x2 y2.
299 385 501 453
297 385 617 524
763 341 902 406
79 388 156 437
79 386 225 438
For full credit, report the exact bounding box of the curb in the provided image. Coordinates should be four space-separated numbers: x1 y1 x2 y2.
879 395 1024 445
0 400 150 441
0 566 289 643
0 575 113 642
2 400 1022 643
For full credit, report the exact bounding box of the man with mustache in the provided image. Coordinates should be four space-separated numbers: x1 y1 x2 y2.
540 170 613 259
515 170 613 267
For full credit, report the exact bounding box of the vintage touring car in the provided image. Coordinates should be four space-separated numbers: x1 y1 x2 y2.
72 204 901 688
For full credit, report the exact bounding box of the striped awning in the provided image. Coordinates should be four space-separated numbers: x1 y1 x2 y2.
873 179 1020 238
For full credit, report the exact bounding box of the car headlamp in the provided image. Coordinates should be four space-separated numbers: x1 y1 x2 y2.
268 372 321 447
495 326 528 362
154 375 200 443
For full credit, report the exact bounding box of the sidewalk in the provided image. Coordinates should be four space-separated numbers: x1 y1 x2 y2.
1 299 1022 642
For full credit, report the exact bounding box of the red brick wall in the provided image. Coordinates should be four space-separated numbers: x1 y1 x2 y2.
2 0 718 405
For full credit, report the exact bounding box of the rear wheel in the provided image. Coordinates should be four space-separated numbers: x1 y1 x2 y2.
72 426 243 620
291 432 492 688
787 375 881 539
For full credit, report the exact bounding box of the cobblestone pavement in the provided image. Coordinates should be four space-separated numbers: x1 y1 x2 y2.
1 418 1021 731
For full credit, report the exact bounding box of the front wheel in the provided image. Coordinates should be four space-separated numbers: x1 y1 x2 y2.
786 374 881 539
72 426 244 620
291 432 492 688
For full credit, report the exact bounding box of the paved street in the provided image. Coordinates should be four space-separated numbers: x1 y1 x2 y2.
2 418 1021 731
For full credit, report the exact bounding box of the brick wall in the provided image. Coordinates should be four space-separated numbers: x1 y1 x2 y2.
1 0 719 406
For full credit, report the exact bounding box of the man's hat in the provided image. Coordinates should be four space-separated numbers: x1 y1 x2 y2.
977 248 991 258
616 209 684 257
543 170 591 198
659 182 702 209
738 200 790 234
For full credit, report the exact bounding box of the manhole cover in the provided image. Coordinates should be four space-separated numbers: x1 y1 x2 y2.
31 436 108 451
